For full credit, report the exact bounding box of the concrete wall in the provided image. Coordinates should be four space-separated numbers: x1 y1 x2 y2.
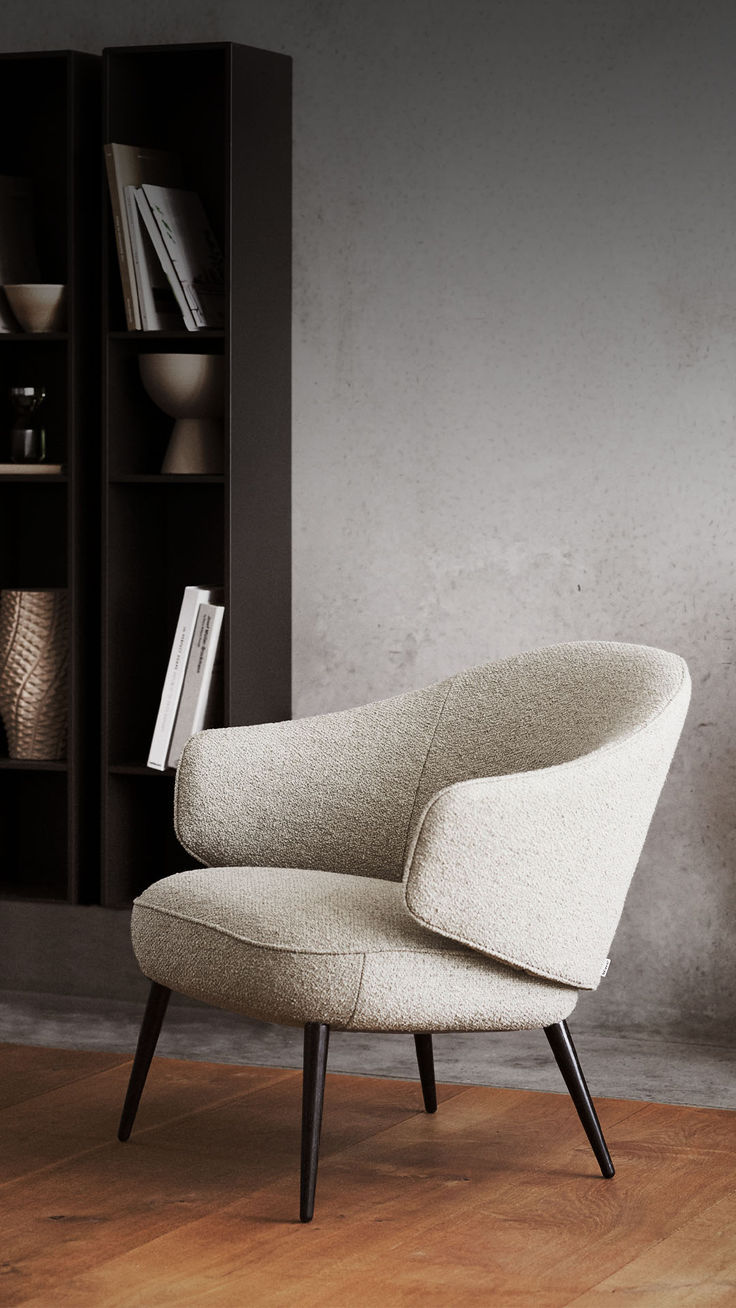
1 1 734 1036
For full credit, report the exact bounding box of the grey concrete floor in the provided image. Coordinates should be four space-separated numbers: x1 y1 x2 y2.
1 989 733 1110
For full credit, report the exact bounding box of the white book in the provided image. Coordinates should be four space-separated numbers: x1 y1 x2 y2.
125 185 183 331
104 144 181 330
147 586 216 770
140 184 226 329
134 187 198 331
166 603 225 769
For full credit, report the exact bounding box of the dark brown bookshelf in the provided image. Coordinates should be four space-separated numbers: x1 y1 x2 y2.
0 51 100 904
101 43 292 905
0 332 68 342
110 473 225 484
0 757 68 771
108 330 225 340
0 474 68 483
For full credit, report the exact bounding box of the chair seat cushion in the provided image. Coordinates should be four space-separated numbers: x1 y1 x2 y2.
132 867 578 1032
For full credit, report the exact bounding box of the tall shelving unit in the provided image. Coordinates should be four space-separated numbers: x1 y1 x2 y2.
101 43 292 906
0 51 101 904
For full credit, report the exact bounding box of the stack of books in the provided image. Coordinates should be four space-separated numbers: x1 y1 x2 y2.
104 143 225 332
147 585 225 771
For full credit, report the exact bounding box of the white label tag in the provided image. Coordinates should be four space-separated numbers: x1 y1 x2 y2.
601 958 611 977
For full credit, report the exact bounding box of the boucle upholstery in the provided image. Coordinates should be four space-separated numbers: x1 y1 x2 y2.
174 680 451 880
132 867 579 1031
401 644 689 990
134 641 689 1030
175 643 688 882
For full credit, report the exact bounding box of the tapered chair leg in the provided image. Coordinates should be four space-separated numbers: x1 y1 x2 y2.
300 1022 330 1222
544 1019 615 1178
413 1033 438 1113
118 981 171 1143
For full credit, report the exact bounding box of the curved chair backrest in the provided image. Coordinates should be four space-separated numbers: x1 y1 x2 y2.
175 643 689 906
405 640 687 816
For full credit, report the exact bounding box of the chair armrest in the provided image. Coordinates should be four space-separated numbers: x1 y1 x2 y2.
174 678 451 879
403 681 689 989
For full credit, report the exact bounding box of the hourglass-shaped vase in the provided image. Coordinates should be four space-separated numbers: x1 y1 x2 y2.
138 353 224 474
0 589 69 759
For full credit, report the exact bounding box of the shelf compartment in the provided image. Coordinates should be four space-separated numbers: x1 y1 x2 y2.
0 341 68 466
0 770 69 899
0 481 67 588
104 46 227 335
103 771 186 904
106 335 225 476
105 481 224 765
0 55 69 284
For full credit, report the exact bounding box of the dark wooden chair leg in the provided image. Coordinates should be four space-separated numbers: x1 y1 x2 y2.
300 1021 330 1222
118 981 171 1142
413 1033 438 1113
544 1019 615 1178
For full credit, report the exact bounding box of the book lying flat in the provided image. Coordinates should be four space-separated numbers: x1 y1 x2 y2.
147 585 218 771
166 602 225 769
104 144 181 330
140 183 226 330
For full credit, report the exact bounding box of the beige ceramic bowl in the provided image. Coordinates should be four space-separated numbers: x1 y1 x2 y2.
3 283 66 333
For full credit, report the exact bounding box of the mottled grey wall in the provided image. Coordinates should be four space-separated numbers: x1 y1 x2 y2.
1 1 733 1036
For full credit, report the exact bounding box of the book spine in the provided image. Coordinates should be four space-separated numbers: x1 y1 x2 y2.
147 587 211 770
181 281 208 330
104 145 141 331
135 188 198 332
166 604 225 768
124 186 147 329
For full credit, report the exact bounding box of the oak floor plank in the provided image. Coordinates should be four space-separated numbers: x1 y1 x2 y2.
301 1150 735 1308
45 1093 736 1308
603 1099 736 1157
4 1049 735 1308
0 1044 128 1110
0 1054 295 1185
2 1065 460 1307
564 1187 736 1305
9 1088 647 1308
188 1092 707 1308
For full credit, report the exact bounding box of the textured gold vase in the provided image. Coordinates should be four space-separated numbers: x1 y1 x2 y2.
0 589 69 759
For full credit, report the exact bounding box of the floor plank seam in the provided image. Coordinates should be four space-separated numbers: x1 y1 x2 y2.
558 1182 736 1306
0 1057 134 1112
0 1067 301 1192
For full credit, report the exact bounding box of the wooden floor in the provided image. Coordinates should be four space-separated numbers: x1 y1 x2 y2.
1 1045 735 1306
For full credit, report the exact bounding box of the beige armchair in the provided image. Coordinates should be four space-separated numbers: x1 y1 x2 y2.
118 641 690 1221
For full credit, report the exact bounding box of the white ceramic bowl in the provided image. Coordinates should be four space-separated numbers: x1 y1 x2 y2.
3 283 66 333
